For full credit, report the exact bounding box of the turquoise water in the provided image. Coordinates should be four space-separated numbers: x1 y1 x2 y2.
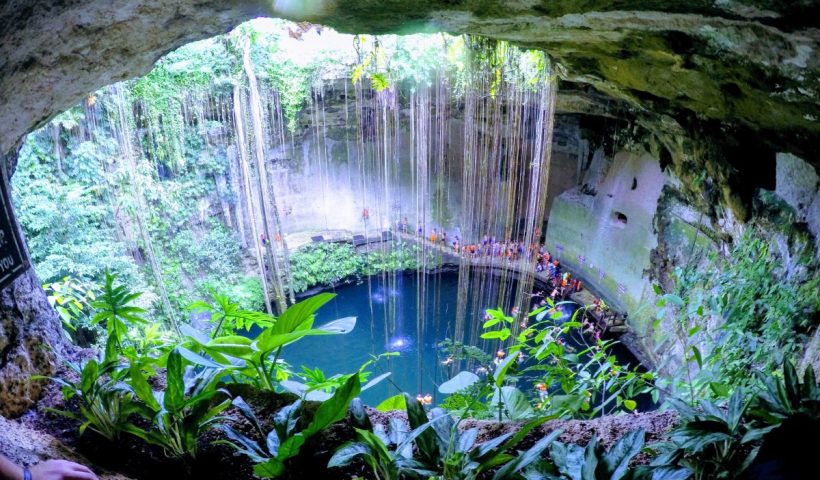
282 271 520 405
275 271 647 407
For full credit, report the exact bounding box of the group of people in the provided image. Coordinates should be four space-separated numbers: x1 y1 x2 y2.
406 224 586 300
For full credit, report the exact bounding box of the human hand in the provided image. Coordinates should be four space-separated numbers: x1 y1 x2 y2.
28 460 98 480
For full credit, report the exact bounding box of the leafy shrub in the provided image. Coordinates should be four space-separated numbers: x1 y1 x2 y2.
219 374 361 478
656 228 819 396
45 337 136 441
184 293 356 391
648 391 756 480
44 277 103 346
548 429 645 480
188 289 275 337
288 242 363 293
125 348 231 458
91 272 149 347
447 303 655 421
330 393 557 480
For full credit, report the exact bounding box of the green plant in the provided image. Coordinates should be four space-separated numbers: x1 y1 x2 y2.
124 348 231 458
91 272 149 347
220 374 361 477
289 352 395 400
457 303 655 421
655 228 819 397
188 289 275 338
44 277 102 345
750 360 820 425
186 293 356 391
548 429 646 480
331 392 557 480
44 336 136 441
650 390 758 480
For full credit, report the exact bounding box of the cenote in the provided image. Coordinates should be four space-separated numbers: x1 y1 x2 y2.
1 7 817 480
278 270 648 408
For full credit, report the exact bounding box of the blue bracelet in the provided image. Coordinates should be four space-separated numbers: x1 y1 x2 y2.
23 468 31 480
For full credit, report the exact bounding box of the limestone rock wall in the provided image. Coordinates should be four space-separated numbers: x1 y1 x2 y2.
0 147 64 417
776 153 820 252
545 151 666 348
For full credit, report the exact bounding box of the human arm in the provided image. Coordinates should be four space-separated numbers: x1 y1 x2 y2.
0 454 23 480
0 455 98 480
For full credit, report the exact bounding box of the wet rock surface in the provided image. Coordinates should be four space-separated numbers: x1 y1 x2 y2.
0 1 817 159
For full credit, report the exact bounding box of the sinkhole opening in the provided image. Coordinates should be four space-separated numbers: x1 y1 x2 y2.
12 17 655 428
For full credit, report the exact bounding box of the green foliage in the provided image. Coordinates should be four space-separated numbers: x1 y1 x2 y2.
330 393 558 480
188 288 275 337
438 338 493 366
124 348 231 458
548 429 646 480
130 38 230 167
44 277 102 345
167 222 243 280
648 390 759 480
220 374 361 478
656 228 820 398
44 336 136 441
461 303 655 421
13 132 144 287
184 293 356 391
91 272 148 347
288 243 363 293
288 241 425 294
751 361 820 424
290 351 395 400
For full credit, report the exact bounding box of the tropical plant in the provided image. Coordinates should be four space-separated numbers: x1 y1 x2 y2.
453 302 655 421
91 271 149 347
288 352 395 400
44 276 101 345
547 429 646 480
331 392 557 480
124 348 231 458
186 293 356 391
648 391 758 480
219 374 361 478
654 228 819 398
188 289 275 338
750 360 820 425
44 336 137 441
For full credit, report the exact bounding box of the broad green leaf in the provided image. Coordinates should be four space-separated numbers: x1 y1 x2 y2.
164 349 185 412
376 394 406 412
403 392 439 464
439 371 480 394
177 346 226 370
600 429 644 480
328 442 370 468
304 374 361 437
491 386 534 420
272 293 335 335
